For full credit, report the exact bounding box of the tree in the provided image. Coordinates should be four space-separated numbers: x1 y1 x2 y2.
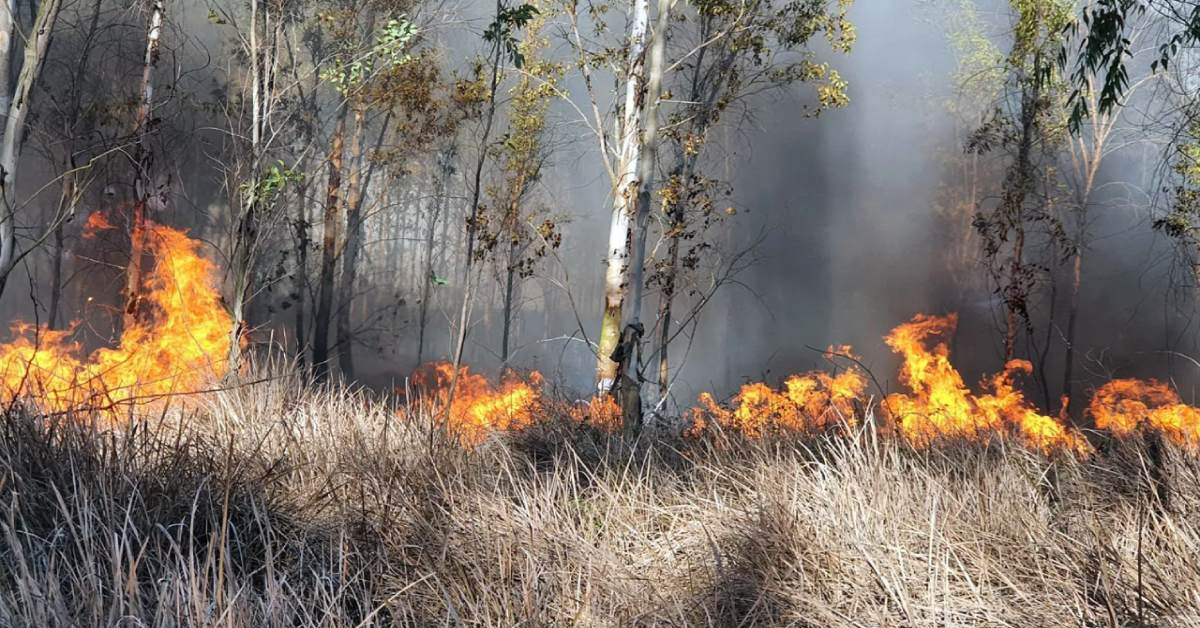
33 0 106 330
336 39 447 379
590 0 651 400
209 0 308 374
1060 0 1186 128
309 6 418 378
969 0 1072 364
0 0 65 301
443 0 537 410
475 3 563 370
123 0 166 330
649 0 854 408
926 0 1005 306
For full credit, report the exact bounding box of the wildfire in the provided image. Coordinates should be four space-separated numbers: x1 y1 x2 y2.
0 222 231 412
1089 379 1200 449
416 362 544 446
687 346 866 438
883 313 1087 453
414 363 625 445
81 211 115 239
410 313 1199 454
567 393 622 432
688 313 1090 454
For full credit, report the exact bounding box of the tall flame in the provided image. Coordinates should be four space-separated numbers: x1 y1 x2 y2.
883 313 1086 453
0 222 232 412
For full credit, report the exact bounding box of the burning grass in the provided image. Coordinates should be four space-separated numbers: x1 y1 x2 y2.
3 375 1200 626
0 222 1190 457
3 225 1200 624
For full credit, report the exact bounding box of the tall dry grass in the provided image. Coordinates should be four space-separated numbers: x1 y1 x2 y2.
1 369 1199 626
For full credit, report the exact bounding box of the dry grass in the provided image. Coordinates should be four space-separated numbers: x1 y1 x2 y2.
2 370 1200 626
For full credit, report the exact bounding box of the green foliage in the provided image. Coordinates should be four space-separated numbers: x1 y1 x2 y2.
478 1 564 275
484 3 540 68
1155 120 1200 259
320 16 418 95
1060 0 1200 132
942 0 1005 114
759 0 856 113
242 161 303 208
1061 0 1145 132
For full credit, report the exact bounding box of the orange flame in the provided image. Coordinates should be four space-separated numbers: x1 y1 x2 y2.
568 394 622 432
688 314 1088 454
883 313 1086 453
82 211 114 239
687 346 866 438
417 363 544 446
0 222 231 412
1089 379 1200 449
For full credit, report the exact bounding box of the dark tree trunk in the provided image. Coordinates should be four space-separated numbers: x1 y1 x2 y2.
293 181 311 368
334 104 366 379
312 109 347 378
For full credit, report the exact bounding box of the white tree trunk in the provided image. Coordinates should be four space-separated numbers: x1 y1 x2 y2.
125 0 165 329
0 0 16 116
0 0 64 298
627 0 671 378
595 0 650 392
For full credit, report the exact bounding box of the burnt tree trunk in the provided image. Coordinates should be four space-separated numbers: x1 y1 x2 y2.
293 179 311 367
124 0 164 331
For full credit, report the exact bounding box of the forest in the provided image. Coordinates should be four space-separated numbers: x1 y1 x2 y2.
2 0 1200 625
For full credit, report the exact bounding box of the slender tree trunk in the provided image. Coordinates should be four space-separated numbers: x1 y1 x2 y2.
1002 62 1040 363
336 108 392 379
47 162 76 330
653 12 730 403
595 0 650 394
334 103 366 379
444 2 504 412
657 169 685 398
312 109 347 378
500 244 518 367
499 158 533 370
1062 246 1082 404
617 0 670 431
124 0 164 331
1004 225 1025 361
48 0 102 331
417 147 453 365
0 0 63 299
294 181 310 367
0 1 14 115
0 0 21 116
227 0 284 374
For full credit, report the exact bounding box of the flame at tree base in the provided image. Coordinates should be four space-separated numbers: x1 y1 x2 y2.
0 222 232 413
